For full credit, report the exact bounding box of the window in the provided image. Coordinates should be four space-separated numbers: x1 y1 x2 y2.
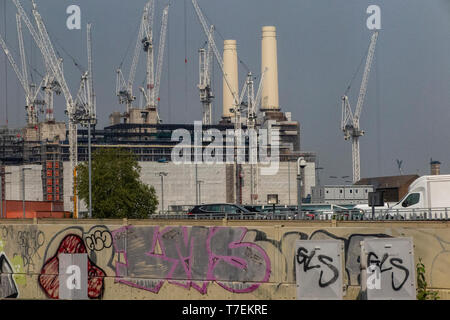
350 190 353 193
224 205 238 214
402 193 420 207
356 189 358 194
340 190 343 194
202 205 221 212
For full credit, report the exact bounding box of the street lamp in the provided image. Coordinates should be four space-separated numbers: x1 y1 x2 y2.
267 194 279 216
297 158 307 219
87 120 93 218
72 102 96 219
157 172 168 214
22 167 32 218
0 171 11 219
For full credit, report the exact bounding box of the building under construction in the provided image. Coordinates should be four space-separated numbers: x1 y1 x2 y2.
0 0 316 213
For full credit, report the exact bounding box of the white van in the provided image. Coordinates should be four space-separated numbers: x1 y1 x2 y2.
388 175 450 218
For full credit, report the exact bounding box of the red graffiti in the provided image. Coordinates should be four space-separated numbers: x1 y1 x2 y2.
39 234 106 299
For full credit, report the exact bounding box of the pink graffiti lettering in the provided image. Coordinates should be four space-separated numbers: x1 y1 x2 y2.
111 226 271 294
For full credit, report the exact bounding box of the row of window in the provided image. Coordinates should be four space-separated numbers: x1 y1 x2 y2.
327 189 370 194
321 188 370 195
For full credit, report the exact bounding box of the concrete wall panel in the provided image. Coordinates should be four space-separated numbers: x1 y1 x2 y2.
0 220 449 300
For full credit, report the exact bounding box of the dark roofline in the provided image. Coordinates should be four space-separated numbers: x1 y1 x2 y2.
355 175 419 188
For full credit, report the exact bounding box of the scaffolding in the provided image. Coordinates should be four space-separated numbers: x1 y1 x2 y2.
41 142 63 201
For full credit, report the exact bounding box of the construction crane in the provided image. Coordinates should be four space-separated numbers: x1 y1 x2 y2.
192 0 248 204
193 0 266 129
239 69 266 204
30 1 78 197
12 0 62 125
86 23 96 123
15 13 43 125
0 14 45 126
239 69 266 130
116 1 153 114
192 0 269 204
341 31 378 183
139 4 169 121
13 0 91 214
198 25 214 125
73 24 96 125
191 0 242 128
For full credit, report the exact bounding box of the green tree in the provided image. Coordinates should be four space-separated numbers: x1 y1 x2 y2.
77 148 158 218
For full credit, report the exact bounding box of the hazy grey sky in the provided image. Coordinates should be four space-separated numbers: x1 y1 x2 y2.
1 0 449 183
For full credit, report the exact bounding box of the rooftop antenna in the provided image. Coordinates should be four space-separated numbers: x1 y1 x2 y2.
396 159 403 175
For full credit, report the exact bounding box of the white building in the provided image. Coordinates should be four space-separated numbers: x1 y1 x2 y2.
311 185 373 205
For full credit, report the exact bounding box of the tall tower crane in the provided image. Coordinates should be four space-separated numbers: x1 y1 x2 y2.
192 0 266 129
117 0 168 120
0 14 45 126
191 0 242 128
139 4 169 120
13 0 93 214
239 69 266 130
15 13 43 125
192 0 268 204
86 23 96 123
74 23 95 125
341 31 378 183
198 25 214 125
116 1 152 113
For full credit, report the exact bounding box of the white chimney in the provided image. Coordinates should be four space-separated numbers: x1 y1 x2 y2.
222 40 239 119
261 26 280 111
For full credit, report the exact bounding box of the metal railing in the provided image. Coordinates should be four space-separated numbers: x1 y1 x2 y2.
146 207 450 221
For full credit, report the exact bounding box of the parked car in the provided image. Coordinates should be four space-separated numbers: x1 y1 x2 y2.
187 203 257 218
243 205 263 213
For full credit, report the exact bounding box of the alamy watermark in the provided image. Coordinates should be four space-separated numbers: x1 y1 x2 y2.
366 264 382 290
170 121 280 176
66 5 81 30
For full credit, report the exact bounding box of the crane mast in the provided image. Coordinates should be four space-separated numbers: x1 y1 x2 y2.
16 14 34 125
12 0 59 123
0 13 46 126
191 0 241 122
26 0 84 214
192 0 265 129
152 5 169 114
87 23 96 123
116 1 152 113
137 3 169 122
198 25 214 125
144 0 155 111
341 31 378 183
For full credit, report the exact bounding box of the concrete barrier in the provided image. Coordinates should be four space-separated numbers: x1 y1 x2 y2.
0 219 449 300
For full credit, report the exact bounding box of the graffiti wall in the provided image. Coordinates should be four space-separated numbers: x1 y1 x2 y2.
0 221 449 299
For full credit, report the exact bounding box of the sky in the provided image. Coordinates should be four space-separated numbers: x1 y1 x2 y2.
0 0 449 184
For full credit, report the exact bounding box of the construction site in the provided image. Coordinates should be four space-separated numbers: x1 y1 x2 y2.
0 0 320 216
1 0 450 303
0 0 444 217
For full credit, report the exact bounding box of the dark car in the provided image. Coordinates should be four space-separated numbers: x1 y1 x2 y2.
243 205 263 213
187 203 257 219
